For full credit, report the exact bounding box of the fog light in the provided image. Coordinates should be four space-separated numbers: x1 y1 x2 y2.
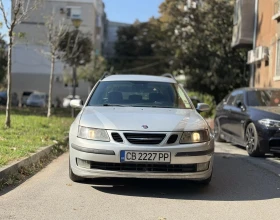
197 162 209 172
77 158 90 169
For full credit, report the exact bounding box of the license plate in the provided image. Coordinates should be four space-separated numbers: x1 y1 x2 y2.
120 151 171 163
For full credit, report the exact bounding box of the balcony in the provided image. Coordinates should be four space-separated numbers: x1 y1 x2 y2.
231 0 255 48
273 0 280 20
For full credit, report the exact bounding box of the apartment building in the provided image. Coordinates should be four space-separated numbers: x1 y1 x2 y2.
232 0 280 88
11 0 106 103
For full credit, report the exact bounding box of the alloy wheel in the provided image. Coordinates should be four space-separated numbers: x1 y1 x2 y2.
246 125 256 153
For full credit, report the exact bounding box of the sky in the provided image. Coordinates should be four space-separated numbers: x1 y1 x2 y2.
0 0 163 40
103 0 163 24
0 0 10 39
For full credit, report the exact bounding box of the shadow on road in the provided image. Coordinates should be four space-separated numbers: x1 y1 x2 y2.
87 152 280 201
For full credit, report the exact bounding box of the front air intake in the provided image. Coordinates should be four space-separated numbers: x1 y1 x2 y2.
111 133 123 143
167 134 178 144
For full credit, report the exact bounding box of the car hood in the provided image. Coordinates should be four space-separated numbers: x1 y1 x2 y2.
27 99 43 103
79 107 208 132
252 106 280 115
250 106 280 120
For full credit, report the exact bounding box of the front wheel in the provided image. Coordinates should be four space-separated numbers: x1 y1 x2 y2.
245 123 264 157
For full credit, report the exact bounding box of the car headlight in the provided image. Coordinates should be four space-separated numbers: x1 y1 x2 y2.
258 119 280 128
180 130 210 144
78 126 110 141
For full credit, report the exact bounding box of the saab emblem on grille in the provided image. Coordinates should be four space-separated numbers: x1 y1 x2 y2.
142 125 148 129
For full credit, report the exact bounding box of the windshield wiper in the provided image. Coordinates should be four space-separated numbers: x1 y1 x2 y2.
133 105 174 108
152 106 174 108
103 104 130 107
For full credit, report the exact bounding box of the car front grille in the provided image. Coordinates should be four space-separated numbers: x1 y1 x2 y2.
90 161 197 173
124 133 166 145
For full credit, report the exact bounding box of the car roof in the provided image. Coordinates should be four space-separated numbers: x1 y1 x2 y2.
101 74 177 83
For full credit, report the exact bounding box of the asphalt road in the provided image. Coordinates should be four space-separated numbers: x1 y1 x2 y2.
1 142 280 220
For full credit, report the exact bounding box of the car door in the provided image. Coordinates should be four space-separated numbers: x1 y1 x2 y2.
228 91 248 144
219 93 237 136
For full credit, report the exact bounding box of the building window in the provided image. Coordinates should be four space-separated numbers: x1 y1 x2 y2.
233 0 240 25
276 39 280 77
66 6 81 19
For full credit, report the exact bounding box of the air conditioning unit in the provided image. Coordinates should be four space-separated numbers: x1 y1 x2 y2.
247 50 255 64
255 46 269 62
262 47 269 60
71 7 81 19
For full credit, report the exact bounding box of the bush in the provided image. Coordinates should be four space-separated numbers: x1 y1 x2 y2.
187 91 216 119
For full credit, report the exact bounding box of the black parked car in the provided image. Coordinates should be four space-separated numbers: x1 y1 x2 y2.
214 88 280 157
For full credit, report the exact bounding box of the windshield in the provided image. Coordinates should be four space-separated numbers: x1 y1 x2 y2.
29 94 45 100
247 90 280 107
87 81 192 109
23 92 32 96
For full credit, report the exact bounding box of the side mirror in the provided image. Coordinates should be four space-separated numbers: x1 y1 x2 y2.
190 97 201 106
236 100 246 111
70 99 83 109
196 103 210 112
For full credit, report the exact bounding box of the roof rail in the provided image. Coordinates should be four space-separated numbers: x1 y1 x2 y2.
161 73 176 81
100 72 112 80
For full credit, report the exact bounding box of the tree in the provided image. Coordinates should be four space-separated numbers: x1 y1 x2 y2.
0 34 7 84
58 29 93 116
158 0 249 102
0 0 40 128
107 0 249 103
43 10 68 117
78 54 107 91
110 21 169 75
58 30 93 67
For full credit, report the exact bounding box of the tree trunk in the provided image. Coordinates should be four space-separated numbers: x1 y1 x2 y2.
5 33 13 128
47 55 55 117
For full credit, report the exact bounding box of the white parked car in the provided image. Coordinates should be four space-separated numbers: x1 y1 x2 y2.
63 95 81 108
69 74 215 185
26 92 48 107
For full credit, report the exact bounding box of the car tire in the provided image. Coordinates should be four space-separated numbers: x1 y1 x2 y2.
69 160 85 182
245 123 264 157
214 119 224 142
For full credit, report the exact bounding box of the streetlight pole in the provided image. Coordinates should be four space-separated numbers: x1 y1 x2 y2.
71 18 82 118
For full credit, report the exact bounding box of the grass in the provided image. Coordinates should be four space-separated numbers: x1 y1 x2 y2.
0 107 75 167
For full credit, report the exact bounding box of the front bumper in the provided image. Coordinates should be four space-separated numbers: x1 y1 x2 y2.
256 125 280 153
69 135 214 180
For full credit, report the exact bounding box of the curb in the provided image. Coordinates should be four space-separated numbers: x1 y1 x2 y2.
0 137 69 186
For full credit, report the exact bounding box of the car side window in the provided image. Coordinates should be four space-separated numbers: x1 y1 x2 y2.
232 93 244 107
226 94 236 106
